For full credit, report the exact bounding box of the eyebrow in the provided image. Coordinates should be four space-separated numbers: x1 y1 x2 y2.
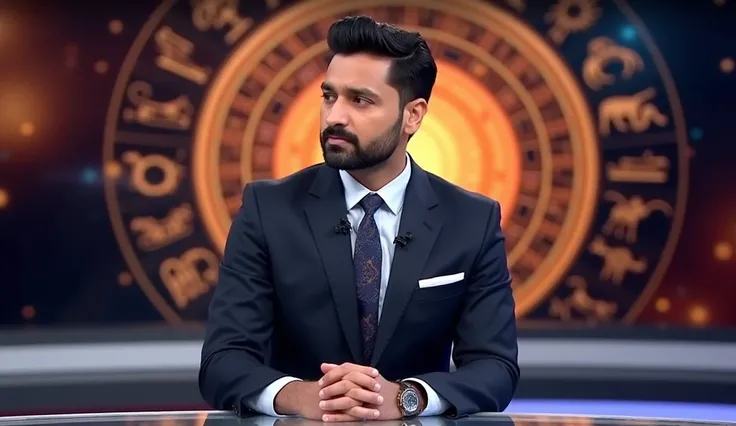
320 82 380 99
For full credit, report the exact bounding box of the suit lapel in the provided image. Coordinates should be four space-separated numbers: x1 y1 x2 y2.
304 166 362 362
370 162 443 366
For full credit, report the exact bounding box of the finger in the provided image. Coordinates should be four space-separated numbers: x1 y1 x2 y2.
344 371 381 392
344 405 381 420
341 362 380 377
319 372 379 400
319 380 355 399
319 367 349 387
319 364 378 387
346 387 384 405
321 363 339 374
321 413 361 422
319 396 360 411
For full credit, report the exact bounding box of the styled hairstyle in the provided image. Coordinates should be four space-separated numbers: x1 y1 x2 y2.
326 15 438 108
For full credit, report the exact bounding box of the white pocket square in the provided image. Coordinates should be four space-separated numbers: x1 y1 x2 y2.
418 272 465 289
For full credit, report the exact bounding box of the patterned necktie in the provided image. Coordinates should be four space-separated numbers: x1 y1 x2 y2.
353 193 384 363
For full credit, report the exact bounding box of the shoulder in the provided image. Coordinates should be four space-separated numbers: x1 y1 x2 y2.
424 170 500 214
246 163 324 198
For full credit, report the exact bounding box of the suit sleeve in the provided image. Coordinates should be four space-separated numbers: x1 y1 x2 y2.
198 183 290 413
403 378 452 416
244 377 302 416
414 200 520 417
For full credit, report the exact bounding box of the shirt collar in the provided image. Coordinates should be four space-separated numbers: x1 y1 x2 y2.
339 154 411 215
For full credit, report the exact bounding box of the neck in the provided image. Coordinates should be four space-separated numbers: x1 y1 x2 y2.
348 152 407 192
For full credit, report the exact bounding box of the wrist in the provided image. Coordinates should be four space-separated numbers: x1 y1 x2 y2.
274 380 311 415
396 380 426 418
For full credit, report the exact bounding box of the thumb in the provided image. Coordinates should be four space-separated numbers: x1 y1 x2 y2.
320 363 338 373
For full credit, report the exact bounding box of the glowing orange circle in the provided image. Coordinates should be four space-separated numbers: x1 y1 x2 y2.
272 60 521 224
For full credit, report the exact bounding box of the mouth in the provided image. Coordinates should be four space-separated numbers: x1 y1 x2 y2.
326 136 352 145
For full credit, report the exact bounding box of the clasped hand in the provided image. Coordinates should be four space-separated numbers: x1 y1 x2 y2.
317 362 401 422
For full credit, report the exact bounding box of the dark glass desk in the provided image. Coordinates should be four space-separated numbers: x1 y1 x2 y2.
0 411 732 426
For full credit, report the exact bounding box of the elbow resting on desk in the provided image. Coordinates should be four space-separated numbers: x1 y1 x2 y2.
199 347 288 413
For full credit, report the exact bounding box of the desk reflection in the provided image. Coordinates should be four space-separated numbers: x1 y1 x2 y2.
208 414 714 426
0 411 730 426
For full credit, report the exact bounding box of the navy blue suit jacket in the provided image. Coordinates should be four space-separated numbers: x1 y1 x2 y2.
198 160 520 418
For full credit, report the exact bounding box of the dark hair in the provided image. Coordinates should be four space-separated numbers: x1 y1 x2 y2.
326 15 437 108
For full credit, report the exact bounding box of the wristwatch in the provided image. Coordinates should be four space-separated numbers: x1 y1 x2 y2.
396 381 423 419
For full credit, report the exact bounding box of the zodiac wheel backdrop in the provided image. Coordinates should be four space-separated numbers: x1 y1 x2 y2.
103 0 689 325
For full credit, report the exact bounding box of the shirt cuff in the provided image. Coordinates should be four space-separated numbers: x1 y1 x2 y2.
404 378 451 416
243 376 302 417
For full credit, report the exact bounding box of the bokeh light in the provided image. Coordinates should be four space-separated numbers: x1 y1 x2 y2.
689 305 710 326
655 298 671 313
94 60 109 74
0 188 9 209
620 25 636 41
19 121 35 137
0 82 39 140
713 242 733 261
720 58 734 73
81 167 99 184
108 20 124 35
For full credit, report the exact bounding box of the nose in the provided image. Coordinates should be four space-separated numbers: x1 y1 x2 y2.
324 100 349 127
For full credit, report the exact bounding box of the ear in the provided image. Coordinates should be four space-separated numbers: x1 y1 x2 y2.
403 98 428 136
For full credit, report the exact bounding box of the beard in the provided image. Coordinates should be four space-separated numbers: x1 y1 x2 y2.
320 116 402 170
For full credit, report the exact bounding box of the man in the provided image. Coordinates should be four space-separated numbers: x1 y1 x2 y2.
199 15 519 422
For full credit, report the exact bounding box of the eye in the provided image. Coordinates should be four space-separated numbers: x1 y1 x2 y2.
354 97 372 105
321 93 335 102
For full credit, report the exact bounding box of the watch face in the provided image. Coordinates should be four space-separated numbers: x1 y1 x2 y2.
401 388 420 414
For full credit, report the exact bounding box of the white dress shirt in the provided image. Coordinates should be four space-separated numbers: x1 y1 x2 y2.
245 155 451 417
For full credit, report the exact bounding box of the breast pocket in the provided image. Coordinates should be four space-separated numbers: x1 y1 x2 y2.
412 272 466 303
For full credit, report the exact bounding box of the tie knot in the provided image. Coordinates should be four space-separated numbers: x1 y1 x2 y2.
359 193 384 216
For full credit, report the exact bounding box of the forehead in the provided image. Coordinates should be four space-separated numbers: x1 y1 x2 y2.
324 53 393 94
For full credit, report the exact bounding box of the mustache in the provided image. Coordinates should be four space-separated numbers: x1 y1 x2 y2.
322 126 359 144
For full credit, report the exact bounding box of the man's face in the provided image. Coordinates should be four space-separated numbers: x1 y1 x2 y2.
319 53 404 170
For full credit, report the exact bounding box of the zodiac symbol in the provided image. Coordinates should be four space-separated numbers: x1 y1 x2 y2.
160 247 219 309
545 0 601 45
599 87 669 136
505 0 526 12
589 236 647 285
154 26 211 84
549 276 618 323
130 203 194 251
121 151 183 197
602 191 673 243
606 150 670 184
583 37 644 90
191 0 253 45
123 81 194 130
